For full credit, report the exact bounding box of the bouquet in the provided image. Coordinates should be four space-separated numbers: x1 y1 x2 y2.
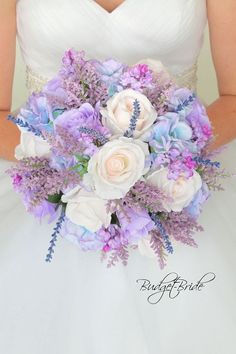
7 49 227 268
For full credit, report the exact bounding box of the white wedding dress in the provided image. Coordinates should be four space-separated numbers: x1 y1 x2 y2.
0 1 236 353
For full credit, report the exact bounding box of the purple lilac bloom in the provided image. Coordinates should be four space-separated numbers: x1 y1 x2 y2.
18 93 54 132
117 206 155 243
98 224 127 251
185 99 213 150
168 149 197 180
119 64 154 91
12 174 23 191
60 48 86 77
58 49 109 108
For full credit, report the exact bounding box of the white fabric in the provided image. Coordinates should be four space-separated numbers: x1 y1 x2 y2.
1 1 236 354
16 0 207 77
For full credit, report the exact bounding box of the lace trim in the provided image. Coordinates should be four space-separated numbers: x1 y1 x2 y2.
26 62 198 94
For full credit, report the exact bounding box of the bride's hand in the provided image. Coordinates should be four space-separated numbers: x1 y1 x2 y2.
0 0 19 161
206 0 236 148
0 110 19 161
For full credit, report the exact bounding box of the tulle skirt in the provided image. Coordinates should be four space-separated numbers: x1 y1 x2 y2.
0 140 236 354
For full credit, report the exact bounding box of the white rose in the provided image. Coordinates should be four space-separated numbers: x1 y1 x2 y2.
15 131 51 160
146 167 202 212
61 186 111 232
101 89 157 140
87 137 150 199
135 58 171 85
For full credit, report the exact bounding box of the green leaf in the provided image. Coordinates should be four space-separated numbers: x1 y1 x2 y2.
52 109 65 119
47 192 62 204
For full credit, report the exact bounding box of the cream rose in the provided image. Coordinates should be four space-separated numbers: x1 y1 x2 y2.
15 131 51 160
87 137 150 199
101 89 157 140
146 167 202 212
61 186 111 232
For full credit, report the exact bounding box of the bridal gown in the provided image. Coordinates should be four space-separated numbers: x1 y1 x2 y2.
0 1 236 353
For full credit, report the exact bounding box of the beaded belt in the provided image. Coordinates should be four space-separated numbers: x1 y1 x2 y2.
26 62 198 94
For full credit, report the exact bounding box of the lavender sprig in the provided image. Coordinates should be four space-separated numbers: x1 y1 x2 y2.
79 126 109 146
149 230 167 269
124 99 141 138
7 114 42 137
106 245 129 267
175 93 196 113
150 213 173 254
45 207 65 262
194 157 221 168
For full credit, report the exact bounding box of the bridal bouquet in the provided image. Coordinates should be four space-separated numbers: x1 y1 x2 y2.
7 49 226 268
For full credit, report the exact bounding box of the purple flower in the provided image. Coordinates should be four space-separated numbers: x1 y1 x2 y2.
117 207 155 243
119 64 153 91
92 58 125 95
43 76 67 102
60 48 86 77
167 87 195 116
185 182 210 217
30 200 58 223
168 150 197 180
12 174 22 190
54 102 110 156
58 49 109 108
98 224 127 251
61 219 104 251
186 99 213 149
18 93 54 132
148 112 193 151
54 103 108 137
50 153 77 171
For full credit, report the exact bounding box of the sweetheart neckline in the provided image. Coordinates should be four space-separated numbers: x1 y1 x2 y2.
90 0 128 15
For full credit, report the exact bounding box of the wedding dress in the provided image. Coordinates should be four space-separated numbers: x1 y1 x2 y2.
0 1 236 354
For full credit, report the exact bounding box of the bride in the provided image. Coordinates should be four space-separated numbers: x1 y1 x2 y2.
0 1 236 353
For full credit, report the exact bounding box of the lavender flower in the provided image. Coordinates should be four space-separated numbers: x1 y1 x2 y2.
123 99 141 138
150 213 173 254
7 114 42 137
163 210 203 247
7 157 80 210
122 180 170 213
45 208 66 262
149 230 167 269
167 87 196 117
59 49 109 108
